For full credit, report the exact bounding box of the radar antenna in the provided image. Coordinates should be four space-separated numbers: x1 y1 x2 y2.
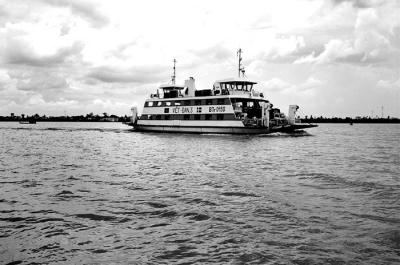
171 58 177 85
237 49 246 78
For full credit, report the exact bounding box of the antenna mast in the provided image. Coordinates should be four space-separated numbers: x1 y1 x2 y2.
172 58 176 85
237 49 245 78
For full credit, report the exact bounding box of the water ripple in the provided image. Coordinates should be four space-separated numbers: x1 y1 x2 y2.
0 122 399 264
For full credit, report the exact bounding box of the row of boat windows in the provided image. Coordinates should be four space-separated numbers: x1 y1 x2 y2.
141 114 235 120
145 98 229 107
219 83 253 91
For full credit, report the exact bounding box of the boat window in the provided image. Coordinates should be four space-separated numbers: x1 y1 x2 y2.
166 102 171 106
164 108 169 113
148 115 152 120
205 114 212 120
237 84 243 90
164 115 170 120
195 100 201 105
206 99 212 105
149 102 154 107
184 114 190 120
156 115 161 120
217 114 224 120
217 98 225 105
247 101 254 107
249 84 253 90
230 84 236 90
194 115 201 120
183 100 190 106
174 101 181 106
243 84 248 91
157 102 162 107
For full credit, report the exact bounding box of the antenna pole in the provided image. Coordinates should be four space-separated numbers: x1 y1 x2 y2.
237 49 242 78
172 59 176 85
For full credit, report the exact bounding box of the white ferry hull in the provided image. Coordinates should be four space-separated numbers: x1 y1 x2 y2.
135 124 270 134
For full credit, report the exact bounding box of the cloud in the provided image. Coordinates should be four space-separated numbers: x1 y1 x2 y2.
0 70 11 87
263 78 294 92
0 20 85 66
294 39 361 64
40 0 109 28
17 74 68 92
262 76 323 93
2 41 84 67
331 0 383 9
87 65 169 84
300 77 324 91
377 78 400 90
294 7 398 66
190 45 232 62
0 0 399 117
260 35 306 63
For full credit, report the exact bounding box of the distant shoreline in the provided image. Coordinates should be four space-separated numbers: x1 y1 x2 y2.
0 119 399 124
301 118 400 124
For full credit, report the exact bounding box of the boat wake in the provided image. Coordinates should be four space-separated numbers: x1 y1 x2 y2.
259 131 313 137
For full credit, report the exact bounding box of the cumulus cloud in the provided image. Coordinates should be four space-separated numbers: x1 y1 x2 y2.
87 65 169 84
190 45 232 62
0 0 399 117
39 0 109 28
331 0 383 9
2 41 84 67
300 77 324 90
377 78 400 90
0 69 11 88
262 77 323 93
294 39 360 64
261 35 306 63
294 6 399 66
0 20 84 66
263 78 294 92
17 74 68 92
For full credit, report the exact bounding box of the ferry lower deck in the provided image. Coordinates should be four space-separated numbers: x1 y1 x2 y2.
135 95 275 133
135 124 271 134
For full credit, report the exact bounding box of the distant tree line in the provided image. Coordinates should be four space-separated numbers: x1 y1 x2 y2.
1 113 399 123
301 115 400 123
0 112 131 123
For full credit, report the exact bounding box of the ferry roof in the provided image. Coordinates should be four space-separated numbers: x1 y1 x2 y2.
215 78 257 84
159 84 185 90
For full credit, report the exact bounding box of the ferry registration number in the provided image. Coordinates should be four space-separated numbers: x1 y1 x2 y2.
171 106 226 114
208 106 225 113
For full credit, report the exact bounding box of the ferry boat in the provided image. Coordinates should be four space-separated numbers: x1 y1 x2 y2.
130 49 317 134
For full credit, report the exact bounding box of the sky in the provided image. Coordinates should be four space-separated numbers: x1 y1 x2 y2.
0 0 399 118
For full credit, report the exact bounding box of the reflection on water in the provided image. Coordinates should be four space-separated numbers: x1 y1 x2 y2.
1 122 399 264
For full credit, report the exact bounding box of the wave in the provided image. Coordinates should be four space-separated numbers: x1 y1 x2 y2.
0 127 130 133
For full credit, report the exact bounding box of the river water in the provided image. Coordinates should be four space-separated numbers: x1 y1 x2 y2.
0 122 399 264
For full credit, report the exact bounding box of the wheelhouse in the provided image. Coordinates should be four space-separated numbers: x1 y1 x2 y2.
213 78 258 96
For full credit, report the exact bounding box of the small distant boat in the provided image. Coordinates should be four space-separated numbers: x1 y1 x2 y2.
19 120 36 124
350 122 353 125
